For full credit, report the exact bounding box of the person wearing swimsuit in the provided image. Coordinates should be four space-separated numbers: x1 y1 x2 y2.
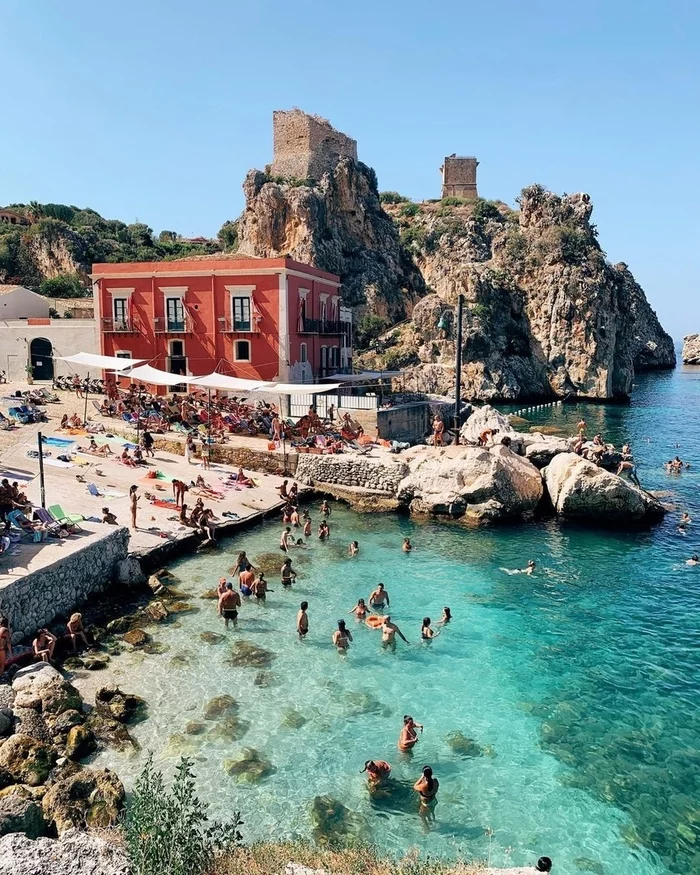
398 715 423 751
421 617 439 641
369 583 389 611
362 759 391 788
414 765 439 813
218 583 241 629
0 617 12 675
350 598 368 620
332 619 353 652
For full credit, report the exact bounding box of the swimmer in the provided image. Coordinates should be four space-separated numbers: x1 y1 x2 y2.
218 583 241 629
414 765 439 811
369 583 390 610
281 557 297 587
294 538 307 548
361 759 391 787
252 573 269 600
350 598 368 620
303 514 312 537
438 607 452 626
297 601 309 639
402 537 413 553
680 513 692 527
320 499 332 516
349 540 359 557
420 617 439 641
502 559 536 575
280 526 292 552
318 520 330 540
332 619 353 652
398 714 423 751
381 615 408 650
687 554 699 566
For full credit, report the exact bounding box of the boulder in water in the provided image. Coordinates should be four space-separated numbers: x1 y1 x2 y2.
65 725 97 760
85 712 137 752
445 730 491 758
200 631 225 645
199 589 219 600
122 629 150 647
223 748 275 783
310 794 363 845
227 640 275 668
281 709 307 729
203 695 238 720
42 768 124 834
185 721 207 736
82 653 110 671
114 556 145 587
166 601 198 615
0 735 56 786
682 334 700 365
145 601 169 622
95 686 146 724
207 716 250 742
141 641 169 655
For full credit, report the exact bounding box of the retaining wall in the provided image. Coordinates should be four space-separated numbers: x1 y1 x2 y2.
0 528 130 643
295 454 408 495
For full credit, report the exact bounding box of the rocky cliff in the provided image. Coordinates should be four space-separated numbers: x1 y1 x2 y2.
682 334 700 364
236 146 675 400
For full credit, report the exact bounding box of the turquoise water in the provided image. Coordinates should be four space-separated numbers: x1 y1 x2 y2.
92 366 700 875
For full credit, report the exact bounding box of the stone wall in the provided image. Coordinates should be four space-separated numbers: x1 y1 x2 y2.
295 454 408 495
441 156 478 199
0 528 130 643
271 109 358 181
377 400 452 442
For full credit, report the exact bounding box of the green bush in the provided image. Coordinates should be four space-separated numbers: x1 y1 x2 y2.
440 197 468 206
218 220 239 250
39 273 87 298
379 191 410 204
383 348 419 370
125 755 243 875
399 225 426 251
471 198 502 223
398 202 420 217
355 314 387 349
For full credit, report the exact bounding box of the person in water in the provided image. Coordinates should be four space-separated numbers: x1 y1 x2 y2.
369 583 390 610
351 598 368 620
382 616 408 650
438 607 452 625
252 573 268 600
320 499 332 516
303 513 312 537
332 619 353 652
218 582 241 629
398 715 423 751
281 557 297 587
280 526 292 552
362 759 391 787
349 540 359 556
318 520 330 540
680 512 692 527
687 554 699 566
402 537 413 553
414 765 439 811
421 617 440 641
297 601 309 639
239 563 255 591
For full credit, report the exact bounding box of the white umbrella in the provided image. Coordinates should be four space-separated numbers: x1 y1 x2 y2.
126 364 193 387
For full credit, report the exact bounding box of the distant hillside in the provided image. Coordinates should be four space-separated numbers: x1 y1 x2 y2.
0 202 234 296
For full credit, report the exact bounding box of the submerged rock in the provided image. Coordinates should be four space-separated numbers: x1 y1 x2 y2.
85 713 136 752
122 629 150 647
223 748 275 783
253 672 278 687
203 695 238 720
141 641 169 655
281 709 307 729
445 730 494 758
344 691 385 717
310 794 364 845
42 768 124 833
165 733 201 756
227 640 275 668
82 653 110 671
200 631 225 645
169 652 191 668
95 686 147 724
166 601 198 614
184 721 207 736
207 716 250 742
200 589 219 600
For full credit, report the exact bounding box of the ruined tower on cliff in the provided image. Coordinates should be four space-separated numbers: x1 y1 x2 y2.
270 109 358 181
440 155 479 199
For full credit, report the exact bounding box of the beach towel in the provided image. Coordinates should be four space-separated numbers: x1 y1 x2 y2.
150 498 177 508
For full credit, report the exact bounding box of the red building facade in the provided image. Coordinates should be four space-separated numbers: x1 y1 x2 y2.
92 256 351 387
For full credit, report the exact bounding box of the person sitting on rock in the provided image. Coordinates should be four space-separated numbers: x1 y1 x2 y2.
33 628 57 663
67 613 89 652
616 459 640 487
478 428 499 447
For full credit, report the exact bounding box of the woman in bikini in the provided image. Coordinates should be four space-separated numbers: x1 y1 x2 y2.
332 619 353 652
349 540 359 556
414 765 439 811
438 607 452 626
398 715 423 752
67 613 89 652
421 617 439 641
350 598 368 620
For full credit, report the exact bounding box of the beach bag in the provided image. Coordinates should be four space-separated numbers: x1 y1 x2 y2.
268 441 276 451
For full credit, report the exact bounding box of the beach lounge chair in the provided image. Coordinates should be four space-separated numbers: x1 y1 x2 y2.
38 388 60 403
33 506 70 535
48 504 84 531
6 510 46 542
8 407 32 424
18 404 45 422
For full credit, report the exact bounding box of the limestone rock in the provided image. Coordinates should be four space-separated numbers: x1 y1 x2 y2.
543 453 665 523
122 629 149 647
42 768 125 833
397 444 543 521
52 709 84 734
95 686 146 724
0 791 47 838
0 828 129 875
203 694 238 720
85 712 136 752
146 600 169 622
682 334 700 365
113 556 145 587
11 708 51 743
522 433 572 468
12 663 62 694
65 725 97 760
459 404 515 444
227 640 275 668
0 735 57 786
38 679 83 716
223 747 275 783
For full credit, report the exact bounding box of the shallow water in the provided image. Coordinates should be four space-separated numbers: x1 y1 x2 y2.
93 366 700 875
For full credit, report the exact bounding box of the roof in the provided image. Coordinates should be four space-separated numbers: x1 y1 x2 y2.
0 284 32 296
50 297 95 311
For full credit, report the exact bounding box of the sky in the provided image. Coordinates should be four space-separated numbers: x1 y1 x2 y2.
3 0 699 339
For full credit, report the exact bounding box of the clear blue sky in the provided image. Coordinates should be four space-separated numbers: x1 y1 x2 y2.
4 0 699 339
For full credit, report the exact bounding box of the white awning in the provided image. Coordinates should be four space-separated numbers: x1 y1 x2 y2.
56 352 146 371
188 373 271 392
126 364 192 387
269 382 341 395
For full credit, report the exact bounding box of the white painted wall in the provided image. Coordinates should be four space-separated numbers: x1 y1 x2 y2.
0 287 50 319
0 320 99 380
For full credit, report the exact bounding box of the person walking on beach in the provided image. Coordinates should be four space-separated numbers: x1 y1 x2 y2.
297 601 309 638
185 435 196 465
382 616 408 651
142 430 155 458
369 583 390 611
219 583 241 629
398 715 423 751
0 617 12 674
129 485 139 530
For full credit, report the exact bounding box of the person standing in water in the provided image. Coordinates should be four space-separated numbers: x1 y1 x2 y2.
280 526 292 552
332 619 353 652
362 760 391 789
402 537 413 553
398 715 423 751
320 499 332 517
350 598 368 620
303 513 312 537
318 520 330 540
421 617 439 641
218 582 241 629
438 607 452 626
414 765 439 813
281 558 297 587
382 616 408 650
349 541 359 557
297 601 309 639
369 583 390 611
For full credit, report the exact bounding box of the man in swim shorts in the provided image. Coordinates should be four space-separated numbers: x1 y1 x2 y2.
218 582 241 629
381 616 408 651
281 557 297 587
369 583 390 610
297 601 309 638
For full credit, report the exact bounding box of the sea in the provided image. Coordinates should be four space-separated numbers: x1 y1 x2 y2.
91 364 700 875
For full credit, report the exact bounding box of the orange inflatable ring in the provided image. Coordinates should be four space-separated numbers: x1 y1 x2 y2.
366 614 384 629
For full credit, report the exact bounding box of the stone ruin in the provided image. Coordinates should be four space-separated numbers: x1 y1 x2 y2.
440 154 479 199
270 109 358 182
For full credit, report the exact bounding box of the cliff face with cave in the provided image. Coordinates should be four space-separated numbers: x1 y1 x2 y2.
231 111 675 400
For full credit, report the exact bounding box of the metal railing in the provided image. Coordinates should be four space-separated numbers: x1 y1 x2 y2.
217 318 256 334
300 318 342 334
154 315 192 334
102 317 138 333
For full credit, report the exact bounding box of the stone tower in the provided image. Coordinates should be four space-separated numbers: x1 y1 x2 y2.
270 109 358 181
440 155 479 199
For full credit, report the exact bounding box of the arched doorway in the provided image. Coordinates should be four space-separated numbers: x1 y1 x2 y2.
30 338 54 381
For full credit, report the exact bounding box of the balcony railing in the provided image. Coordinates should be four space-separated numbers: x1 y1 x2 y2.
102 317 139 333
300 318 342 334
154 315 193 334
217 318 257 335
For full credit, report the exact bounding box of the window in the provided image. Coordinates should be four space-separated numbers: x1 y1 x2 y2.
232 297 251 331
299 342 307 363
170 340 184 357
113 298 128 328
330 347 339 369
166 297 185 331
320 345 328 375
234 340 251 362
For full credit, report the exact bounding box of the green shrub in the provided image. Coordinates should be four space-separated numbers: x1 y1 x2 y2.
398 202 420 217
383 348 419 370
379 191 410 204
441 197 468 206
399 225 426 251
355 314 387 349
39 273 87 298
559 226 590 263
471 198 502 223
125 755 243 875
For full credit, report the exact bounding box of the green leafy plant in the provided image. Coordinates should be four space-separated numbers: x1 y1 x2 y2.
440 196 469 207
398 202 420 218
355 314 387 350
470 198 502 223
39 272 87 298
379 191 410 204
124 755 243 875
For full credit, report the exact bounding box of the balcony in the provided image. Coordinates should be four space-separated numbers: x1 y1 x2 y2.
154 315 193 334
217 317 257 335
300 318 342 335
102 317 139 333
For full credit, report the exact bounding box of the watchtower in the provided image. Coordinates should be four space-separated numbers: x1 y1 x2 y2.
440 155 479 199
271 109 358 181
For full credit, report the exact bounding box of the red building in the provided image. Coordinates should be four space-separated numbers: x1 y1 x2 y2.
92 256 352 387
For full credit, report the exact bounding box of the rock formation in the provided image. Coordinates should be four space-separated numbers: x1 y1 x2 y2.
682 334 700 364
235 112 674 400
0 829 129 875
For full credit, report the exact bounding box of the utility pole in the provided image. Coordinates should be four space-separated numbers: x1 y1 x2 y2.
453 294 464 443
37 431 46 508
